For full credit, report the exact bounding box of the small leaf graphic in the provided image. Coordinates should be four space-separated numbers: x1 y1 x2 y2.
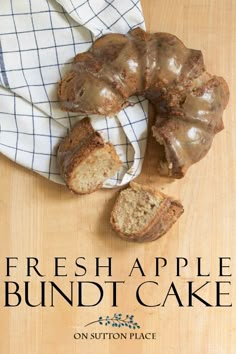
85 313 140 329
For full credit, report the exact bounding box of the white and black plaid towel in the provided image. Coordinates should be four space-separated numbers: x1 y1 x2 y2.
0 0 148 187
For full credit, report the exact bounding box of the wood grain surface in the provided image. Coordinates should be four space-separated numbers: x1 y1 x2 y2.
0 1 235 353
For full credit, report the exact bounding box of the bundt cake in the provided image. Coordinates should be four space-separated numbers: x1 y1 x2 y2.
57 117 121 194
110 182 184 242
58 27 229 178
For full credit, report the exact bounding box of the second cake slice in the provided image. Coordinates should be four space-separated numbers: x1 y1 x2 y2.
110 182 184 242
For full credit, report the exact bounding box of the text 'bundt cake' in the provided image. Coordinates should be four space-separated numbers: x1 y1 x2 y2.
58 27 229 178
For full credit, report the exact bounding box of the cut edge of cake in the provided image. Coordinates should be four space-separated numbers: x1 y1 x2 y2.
110 182 184 242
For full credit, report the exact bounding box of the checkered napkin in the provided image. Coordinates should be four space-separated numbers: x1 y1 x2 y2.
0 0 148 187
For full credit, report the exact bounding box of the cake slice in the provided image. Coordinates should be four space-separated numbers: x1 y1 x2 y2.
57 117 122 194
110 182 184 242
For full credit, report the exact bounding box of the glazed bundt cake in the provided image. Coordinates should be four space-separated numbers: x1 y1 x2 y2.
58 27 229 178
110 182 184 242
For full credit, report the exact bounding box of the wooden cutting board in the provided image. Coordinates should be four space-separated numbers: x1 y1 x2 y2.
0 1 235 353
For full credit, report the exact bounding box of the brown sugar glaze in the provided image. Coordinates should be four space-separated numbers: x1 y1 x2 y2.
58 28 229 178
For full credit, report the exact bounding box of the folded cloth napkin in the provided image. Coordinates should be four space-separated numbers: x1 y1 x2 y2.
0 0 148 187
